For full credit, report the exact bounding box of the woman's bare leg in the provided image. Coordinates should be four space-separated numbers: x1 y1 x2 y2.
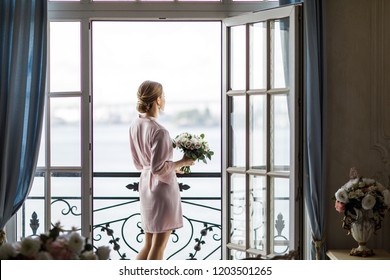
136 232 153 260
147 231 171 260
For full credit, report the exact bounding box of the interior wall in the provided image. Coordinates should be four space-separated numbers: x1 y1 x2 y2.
325 0 390 252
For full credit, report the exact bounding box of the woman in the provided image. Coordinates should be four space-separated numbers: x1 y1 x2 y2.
129 80 195 260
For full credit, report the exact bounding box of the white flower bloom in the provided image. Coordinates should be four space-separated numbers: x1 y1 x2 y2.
80 251 98 260
20 237 41 258
376 182 385 192
0 243 17 259
335 189 349 203
382 189 390 206
96 246 111 260
341 178 359 190
362 178 375 185
37 251 53 260
67 232 84 254
362 194 376 210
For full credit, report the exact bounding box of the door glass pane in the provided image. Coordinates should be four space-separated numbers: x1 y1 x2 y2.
51 173 81 230
230 173 246 246
271 177 290 254
230 25 246 90
92 21 221 172
50 97 81 166
50 22 81 92
21 176 45 238
229 95 246 167
271 94 290 171
271 18 289 89
250 175 266 251
250 94 266 170
250 22 266 90
229 249 246 260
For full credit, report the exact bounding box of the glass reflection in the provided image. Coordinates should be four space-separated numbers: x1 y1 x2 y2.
271 18 289 89
250 175 266 251
271 94 290 171
250 22 267 90
250 94 266 170
50 22 81 92
230 173 246 246
271 177 290 254
50 97 81 166
230 25 246 90
230 96 246 167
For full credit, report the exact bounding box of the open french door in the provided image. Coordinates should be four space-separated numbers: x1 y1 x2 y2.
222 4 302 259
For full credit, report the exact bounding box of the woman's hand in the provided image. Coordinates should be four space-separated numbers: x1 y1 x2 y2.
180 155 195 167
174 155 195 173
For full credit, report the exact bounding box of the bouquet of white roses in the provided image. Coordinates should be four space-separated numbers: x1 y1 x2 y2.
334 168 390 232
173 132 214 174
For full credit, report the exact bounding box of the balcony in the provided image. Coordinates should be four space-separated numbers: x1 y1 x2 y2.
22 171 222 260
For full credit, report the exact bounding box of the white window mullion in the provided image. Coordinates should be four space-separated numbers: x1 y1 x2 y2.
244 23 251 256
221 22 229 260
265 19 272 256
81 18 93 239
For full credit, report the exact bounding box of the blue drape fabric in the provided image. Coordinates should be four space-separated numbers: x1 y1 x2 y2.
280 0 327 260
302 0 327 259
0 0 47 230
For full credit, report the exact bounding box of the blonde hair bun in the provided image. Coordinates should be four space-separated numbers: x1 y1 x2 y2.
136 80 163 113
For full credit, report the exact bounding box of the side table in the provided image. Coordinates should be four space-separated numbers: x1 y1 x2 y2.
326 249 390 260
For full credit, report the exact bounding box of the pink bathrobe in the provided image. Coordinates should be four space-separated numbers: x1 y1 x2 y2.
129 114 183 233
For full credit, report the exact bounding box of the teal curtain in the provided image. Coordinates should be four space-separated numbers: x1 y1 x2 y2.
0 0 47 231
302 0 327 259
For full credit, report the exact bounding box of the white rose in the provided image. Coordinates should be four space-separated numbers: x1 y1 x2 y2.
335 189 349 203
0 243 17 259
382 189 390 206
67 232 84 254
362 194 376 210
184 141 192 149
376 182 385 192
341 178 359 190
20 237 41 258
96 246 111 260
37 251 53 260
80 251 98 260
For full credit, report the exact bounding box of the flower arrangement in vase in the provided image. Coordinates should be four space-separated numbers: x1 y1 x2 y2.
333 167 390 257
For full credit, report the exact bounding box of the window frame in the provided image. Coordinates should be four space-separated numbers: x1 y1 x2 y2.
222 4 302 259
9 1 303 261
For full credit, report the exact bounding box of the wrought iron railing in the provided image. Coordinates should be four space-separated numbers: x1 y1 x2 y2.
23 172 222 260
23 171 290 259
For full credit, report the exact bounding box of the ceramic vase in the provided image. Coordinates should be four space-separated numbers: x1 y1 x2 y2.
349 209 375 257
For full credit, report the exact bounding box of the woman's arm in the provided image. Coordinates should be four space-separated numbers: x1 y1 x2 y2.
150 129 194 176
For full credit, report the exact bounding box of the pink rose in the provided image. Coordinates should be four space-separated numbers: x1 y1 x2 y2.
335 200 345 213
47 240 74 260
